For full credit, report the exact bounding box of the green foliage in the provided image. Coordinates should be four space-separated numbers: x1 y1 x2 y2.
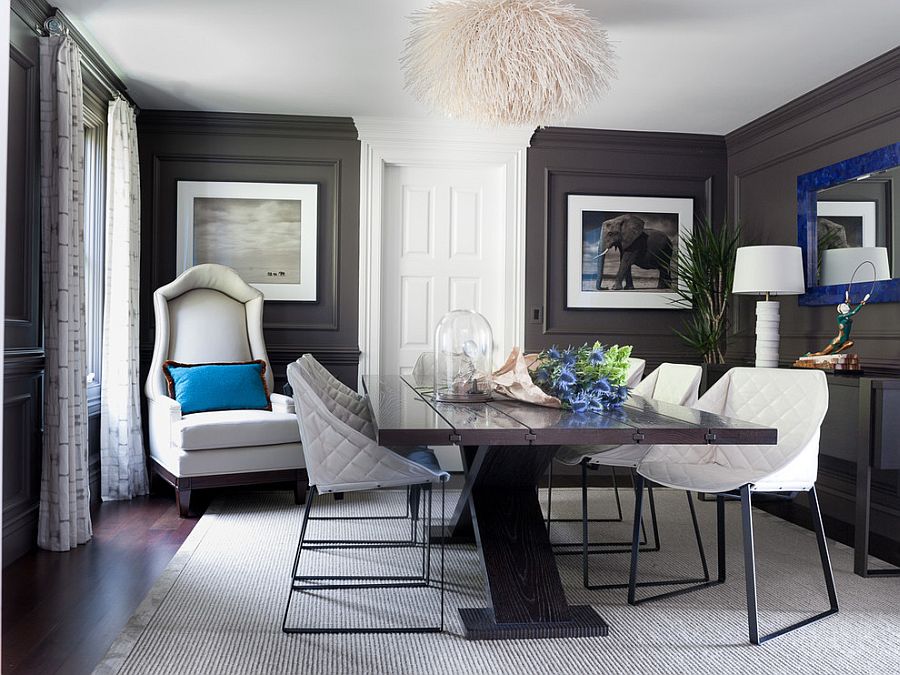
669 221 741 364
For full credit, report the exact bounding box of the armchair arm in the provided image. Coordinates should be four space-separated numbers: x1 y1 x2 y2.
146 394 182 461
271 393 295 414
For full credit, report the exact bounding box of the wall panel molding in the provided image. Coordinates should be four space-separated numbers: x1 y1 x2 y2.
137 111 362 398
526 128 727 358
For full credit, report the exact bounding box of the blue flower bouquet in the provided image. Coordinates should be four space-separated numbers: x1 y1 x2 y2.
531 342 632 412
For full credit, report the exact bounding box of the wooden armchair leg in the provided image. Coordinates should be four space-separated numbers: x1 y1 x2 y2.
176 485 192 518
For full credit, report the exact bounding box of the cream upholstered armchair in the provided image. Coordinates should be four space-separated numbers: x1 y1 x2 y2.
145 264 305 517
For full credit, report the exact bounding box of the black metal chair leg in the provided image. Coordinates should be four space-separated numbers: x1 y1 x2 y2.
740 484 838 645
687 491 710 582
555 465 649 555
290 487 317 580
610 466 623 521
809 486 839 613
740 485 761 644
283 483 445 634
627 475 646 605
717 494 726 582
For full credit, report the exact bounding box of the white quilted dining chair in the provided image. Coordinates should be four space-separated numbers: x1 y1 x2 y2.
625 357 646 388
283 361 448 634
144 264 304 517
631 367 837 645
548 363 705 591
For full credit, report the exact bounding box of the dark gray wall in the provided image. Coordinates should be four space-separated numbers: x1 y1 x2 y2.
136 112 362 392
726 47 900 552
726 48 900 372
525 128 728 371
4 10 44 565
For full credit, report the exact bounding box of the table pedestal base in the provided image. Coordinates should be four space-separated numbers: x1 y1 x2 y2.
459 606 610 640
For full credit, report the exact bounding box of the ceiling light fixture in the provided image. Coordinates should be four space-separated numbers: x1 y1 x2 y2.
401 0 617 127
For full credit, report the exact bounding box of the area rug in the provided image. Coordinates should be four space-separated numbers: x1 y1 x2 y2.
94 488 900 674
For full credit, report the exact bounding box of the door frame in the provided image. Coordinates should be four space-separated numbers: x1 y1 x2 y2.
355 117 532 384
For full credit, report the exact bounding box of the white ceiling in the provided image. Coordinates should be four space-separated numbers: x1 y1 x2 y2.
56 0 900 135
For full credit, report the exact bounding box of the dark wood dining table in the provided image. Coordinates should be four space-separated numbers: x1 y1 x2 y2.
362 374 777 641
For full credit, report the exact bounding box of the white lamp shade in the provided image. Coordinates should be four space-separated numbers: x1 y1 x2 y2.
732 245 805 296
819 247 891 287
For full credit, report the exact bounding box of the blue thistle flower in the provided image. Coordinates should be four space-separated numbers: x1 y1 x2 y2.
547 346 561 360
561 349 577 367
555 367 576 393
568 392 590 413
591 377 611 394
589 347 605 365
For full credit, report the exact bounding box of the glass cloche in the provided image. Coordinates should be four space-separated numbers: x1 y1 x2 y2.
433 310 493 403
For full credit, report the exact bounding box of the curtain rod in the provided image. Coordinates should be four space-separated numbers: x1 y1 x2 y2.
42 12 139 111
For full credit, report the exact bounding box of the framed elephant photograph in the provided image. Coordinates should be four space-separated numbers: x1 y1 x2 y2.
566 195 693 309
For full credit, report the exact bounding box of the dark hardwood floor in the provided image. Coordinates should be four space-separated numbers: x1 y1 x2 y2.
2 493 199 675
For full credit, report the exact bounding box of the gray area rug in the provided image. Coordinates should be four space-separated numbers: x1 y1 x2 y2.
95 488 900 674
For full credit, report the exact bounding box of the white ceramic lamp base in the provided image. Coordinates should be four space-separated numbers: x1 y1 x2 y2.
754 300 781 368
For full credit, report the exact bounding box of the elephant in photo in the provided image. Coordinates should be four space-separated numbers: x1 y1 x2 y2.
600 214 674 290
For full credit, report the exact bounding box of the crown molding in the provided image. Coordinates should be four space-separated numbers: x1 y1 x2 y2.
137 110 359 140
726 46 900 154
354 116 534 151
530 126 726 155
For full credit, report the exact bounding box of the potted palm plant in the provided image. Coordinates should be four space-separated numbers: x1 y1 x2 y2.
669 221 741 364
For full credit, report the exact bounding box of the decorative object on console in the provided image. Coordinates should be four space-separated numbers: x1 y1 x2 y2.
566 195 693 309
433 310 494 402
794 259 878 373
402 0 616 126
732 245 805 368
668 220 741 364
176 181 318 301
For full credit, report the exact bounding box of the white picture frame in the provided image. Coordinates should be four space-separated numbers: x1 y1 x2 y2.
816 200 877 248
566 195 693 309
176 180 318 301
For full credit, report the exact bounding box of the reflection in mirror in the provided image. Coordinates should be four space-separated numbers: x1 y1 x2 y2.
816 165 899 286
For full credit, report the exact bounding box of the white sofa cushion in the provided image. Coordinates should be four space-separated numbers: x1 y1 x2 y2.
150 441 304 477
173 409 301 451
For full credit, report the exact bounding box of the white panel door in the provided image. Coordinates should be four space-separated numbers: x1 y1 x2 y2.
381 165 506 469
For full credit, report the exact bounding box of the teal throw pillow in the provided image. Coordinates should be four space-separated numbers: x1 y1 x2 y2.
163 360 271 415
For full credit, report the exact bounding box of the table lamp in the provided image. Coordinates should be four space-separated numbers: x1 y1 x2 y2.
732 245 805 368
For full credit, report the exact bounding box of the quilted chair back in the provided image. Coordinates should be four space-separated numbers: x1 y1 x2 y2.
295 356 374 438
287 362 448 493
145 264 273 399
699 368 829 490
625 358 646 389
633 363 703 407
300 354 363 403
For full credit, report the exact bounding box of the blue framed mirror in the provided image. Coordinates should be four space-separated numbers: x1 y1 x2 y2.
798 141 900 305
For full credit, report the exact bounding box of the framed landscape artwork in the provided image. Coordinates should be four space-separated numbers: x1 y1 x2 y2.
566 194 693 309
816 200 877 249
176 181 318 301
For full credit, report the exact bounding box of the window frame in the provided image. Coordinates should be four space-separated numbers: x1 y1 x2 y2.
82 82 108 413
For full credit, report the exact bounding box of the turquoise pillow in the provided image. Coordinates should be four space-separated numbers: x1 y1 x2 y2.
163 361 271 415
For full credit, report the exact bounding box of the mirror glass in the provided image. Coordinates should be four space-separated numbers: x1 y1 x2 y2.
815 165 899 287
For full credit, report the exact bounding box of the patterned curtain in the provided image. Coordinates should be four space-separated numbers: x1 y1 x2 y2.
38 35 93 551
100 99 148 500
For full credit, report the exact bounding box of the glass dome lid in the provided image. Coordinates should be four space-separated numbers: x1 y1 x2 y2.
433 310 493 403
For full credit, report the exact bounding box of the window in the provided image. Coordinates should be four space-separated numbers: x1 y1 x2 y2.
83 95 107 404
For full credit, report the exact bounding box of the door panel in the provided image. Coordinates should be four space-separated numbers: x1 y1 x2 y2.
382 165 506 470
